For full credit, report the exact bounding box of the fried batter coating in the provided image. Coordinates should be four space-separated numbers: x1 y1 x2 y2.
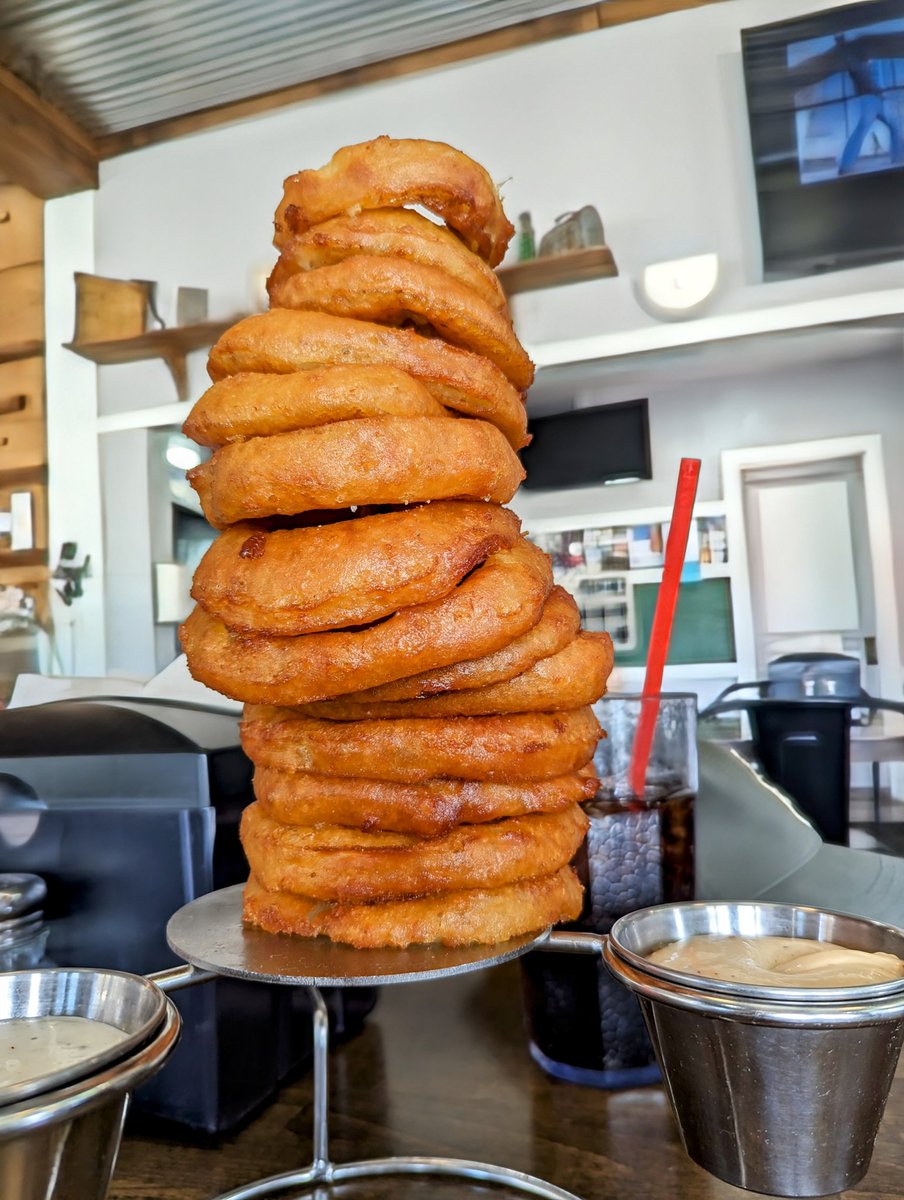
270 208 508 313
243 866 583 949
207 310 529 449
240 801 588 902
176 136 598 951
183 364 444 449
187 416 525 527
269 256 534 391
181 539 553 704
298 632 613 720
253 767 598 837
273 136 514 267
341 585 579 702
191 502 522 635
240 706 602 783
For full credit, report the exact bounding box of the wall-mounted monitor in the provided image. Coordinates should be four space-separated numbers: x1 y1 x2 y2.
742 0 904 277
519 398 651 491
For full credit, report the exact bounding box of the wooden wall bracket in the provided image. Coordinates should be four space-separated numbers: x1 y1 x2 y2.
64 318 237 402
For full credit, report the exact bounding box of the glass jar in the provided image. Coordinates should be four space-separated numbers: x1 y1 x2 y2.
520 695 696 1087
0 873 50 970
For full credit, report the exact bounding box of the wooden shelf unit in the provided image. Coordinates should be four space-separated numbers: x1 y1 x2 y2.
63 247 620 404
497 246 617 296
64 317 238 400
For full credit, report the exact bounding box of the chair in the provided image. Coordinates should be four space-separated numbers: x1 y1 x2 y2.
703 655 904 825
700 695 904 843
700 698 852 844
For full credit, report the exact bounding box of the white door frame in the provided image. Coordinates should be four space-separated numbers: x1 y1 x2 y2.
722 434 902 703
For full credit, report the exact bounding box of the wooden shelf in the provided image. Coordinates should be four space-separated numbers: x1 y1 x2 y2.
0 339 44 366
64 317 239 400
497 246 617 296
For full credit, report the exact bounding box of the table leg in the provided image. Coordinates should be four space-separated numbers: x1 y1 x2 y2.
873 762 881 825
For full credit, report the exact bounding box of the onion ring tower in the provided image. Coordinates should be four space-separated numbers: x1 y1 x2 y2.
180 136 613 950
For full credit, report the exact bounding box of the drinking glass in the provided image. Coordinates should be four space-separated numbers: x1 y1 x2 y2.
520 693 697 1088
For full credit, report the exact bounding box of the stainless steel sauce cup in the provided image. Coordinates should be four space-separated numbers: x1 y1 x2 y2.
0 967 169 1107
603 901 904 1197
0 969 180 1200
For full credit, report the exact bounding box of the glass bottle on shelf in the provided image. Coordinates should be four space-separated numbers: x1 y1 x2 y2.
517 212 536 261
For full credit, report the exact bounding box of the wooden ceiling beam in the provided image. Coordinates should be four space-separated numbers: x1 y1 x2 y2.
97 0 725 159
0 65 98 198
594 0 723 27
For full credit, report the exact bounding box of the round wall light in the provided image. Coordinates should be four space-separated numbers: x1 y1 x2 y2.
165 442 202 471
637 252 719 319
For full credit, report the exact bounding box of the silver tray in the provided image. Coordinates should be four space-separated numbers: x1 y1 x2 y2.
167 883 549 987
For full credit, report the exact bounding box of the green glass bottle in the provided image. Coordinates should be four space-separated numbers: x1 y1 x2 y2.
517 212 536 261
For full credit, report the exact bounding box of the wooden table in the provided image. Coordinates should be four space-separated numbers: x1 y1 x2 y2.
851 721 904 822
108 960 904 1200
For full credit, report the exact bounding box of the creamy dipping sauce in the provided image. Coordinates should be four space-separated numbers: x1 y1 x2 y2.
647 935 904 988
0 1016 130 1088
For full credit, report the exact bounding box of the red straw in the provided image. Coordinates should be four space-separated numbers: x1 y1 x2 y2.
628 457 701 798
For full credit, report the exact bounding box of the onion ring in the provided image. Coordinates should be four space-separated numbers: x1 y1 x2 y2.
243 866 583 949
240 706 602 783
207 310 529 450
191 501 522 635
297 632 613 720
273 136 514 267
268 256 534 391
270 208 508 313
328 585 579 703
187 416 525 527
252 766 599 837
240 801 588 901
183 364 444 449
181 539 553 704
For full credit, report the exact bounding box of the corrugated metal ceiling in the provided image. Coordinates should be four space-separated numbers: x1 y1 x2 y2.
0 0 595 136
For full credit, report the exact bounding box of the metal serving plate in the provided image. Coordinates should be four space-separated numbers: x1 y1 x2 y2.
0 968 168 1108
167 883 549 987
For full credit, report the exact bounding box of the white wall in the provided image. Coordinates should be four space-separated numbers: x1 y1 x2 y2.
44 0 904 678
515 343 904 523
44 192 105 677
514 341 904 707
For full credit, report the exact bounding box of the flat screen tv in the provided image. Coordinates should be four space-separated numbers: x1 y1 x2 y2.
519 399 651 491
742 0 904 278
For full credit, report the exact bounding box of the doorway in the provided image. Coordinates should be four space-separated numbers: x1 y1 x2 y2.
742 455 876 690
723 434 903 799
723 434 901 702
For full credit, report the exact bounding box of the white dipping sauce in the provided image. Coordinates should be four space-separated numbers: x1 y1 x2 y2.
647 935 904 988
1 1016 130 1087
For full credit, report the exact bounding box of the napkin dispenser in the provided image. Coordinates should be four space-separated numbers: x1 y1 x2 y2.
0 696 375 1134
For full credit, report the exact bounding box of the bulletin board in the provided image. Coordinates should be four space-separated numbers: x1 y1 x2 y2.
525 502 737 668
614 577 736 667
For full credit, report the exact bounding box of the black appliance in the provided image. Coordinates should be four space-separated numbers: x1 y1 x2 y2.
0 696 375 1134
767 652 863 699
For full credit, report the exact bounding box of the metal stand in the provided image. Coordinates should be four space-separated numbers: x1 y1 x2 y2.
156 885 607 1200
